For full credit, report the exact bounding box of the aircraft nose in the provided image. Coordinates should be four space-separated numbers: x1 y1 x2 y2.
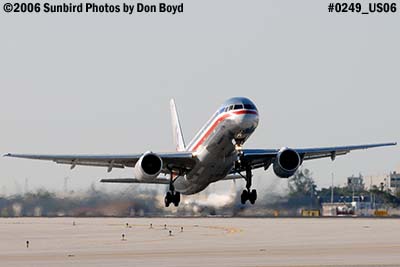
236 111 259 130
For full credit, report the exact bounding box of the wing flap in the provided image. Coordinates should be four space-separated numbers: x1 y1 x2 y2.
54 160 126 169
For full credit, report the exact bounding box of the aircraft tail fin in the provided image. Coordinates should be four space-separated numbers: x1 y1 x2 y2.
170 98 186 151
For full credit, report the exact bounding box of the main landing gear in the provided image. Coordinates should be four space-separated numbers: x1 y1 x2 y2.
240 166 257 205
164 172 180 207
164 190 180 207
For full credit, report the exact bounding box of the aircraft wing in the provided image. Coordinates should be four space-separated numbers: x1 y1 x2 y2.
241 142 397 170
3 152 195 173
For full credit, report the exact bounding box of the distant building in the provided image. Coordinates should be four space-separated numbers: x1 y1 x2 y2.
12 203 22 217
390 171 400 189
322 200 372 216
347 174 365 191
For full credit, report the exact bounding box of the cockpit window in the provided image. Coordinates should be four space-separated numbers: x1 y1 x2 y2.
234 104 243 110
228 105 234 111
244 104 256 110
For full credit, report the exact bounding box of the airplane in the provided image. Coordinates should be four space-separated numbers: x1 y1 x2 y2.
4 97 397 207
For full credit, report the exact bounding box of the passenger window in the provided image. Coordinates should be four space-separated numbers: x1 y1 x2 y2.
234 104 243 110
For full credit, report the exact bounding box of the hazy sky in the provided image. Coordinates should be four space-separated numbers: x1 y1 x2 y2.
0 1 398 195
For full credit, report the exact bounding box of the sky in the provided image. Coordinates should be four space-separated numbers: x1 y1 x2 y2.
0 1 399 195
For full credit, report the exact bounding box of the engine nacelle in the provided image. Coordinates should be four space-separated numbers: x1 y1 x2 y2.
133 152 163 181
273 147 301 178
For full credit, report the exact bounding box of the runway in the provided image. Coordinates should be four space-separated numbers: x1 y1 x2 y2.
0 217 399 267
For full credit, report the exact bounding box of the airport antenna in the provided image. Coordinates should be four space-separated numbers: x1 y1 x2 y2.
24 178 29 194
64 177 70 194
331 173 334 204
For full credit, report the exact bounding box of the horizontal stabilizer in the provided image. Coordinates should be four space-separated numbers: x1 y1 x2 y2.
101 173 243 185
221 174 243 180
100 177 169 184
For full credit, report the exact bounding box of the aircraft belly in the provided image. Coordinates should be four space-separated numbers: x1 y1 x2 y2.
176 120 238 195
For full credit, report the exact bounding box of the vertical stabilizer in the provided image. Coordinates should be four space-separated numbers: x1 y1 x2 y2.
170 99 186 151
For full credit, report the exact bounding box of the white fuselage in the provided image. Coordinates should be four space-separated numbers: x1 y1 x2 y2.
174 103 259 195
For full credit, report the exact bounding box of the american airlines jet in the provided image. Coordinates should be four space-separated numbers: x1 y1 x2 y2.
4 97 396 207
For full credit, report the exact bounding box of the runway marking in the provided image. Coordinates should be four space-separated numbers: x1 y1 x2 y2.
202 225 242 234
106 222 242 235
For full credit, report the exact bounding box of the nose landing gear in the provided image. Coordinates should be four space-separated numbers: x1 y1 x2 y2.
240 166 257 205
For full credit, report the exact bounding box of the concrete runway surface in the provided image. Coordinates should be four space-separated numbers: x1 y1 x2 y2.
0 217 399 267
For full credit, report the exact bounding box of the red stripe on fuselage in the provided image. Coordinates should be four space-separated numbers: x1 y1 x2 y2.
190 110 258 151
232 110 258 116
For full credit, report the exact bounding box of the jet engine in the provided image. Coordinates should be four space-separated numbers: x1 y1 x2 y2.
273 148 301 178
133 152 163 181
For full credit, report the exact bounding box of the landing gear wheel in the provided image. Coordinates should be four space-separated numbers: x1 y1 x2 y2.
240 166 257 205
241 189 248 204
164 192 172 207
249 189 257 205
165 191 181 207
173 192 181 207
165 169 180 207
